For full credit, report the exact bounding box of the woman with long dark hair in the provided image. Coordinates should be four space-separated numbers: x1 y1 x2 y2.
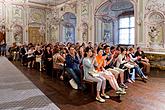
83 47 109 103
44 45 53 76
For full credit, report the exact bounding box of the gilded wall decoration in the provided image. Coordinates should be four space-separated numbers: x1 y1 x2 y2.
81 23 88 42
13 25 23 44
147 12 164 48
95 0 134 44
148 12 164 24
144 0 165 48
0 2 5 25
81 1 89 23
145 0 165 15
12 5 23 21
61 12 76 43
29 8 46 25
11 5 24 44
13 0 26 3
103 23 113 43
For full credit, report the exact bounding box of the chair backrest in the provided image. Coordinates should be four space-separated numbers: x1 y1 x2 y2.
79 65 84 83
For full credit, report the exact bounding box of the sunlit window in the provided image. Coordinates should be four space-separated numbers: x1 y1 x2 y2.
119 16 135 44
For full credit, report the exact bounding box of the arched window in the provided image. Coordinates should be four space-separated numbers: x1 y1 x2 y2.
95 0 134 45
119 14 135 44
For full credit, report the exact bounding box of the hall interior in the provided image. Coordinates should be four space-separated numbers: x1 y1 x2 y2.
0 0 165 110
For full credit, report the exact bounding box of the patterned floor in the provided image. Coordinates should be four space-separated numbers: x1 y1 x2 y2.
0 57 60 110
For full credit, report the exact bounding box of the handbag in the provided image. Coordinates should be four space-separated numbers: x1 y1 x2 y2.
36 55 41 62
119 62 134 69
88 69 100 77
124 63 134 69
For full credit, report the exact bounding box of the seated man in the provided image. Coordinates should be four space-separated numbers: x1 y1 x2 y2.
135 47 150 75
128 48 148 81
65 45 82 90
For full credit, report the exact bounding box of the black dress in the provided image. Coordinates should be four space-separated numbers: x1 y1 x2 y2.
44 50 53 76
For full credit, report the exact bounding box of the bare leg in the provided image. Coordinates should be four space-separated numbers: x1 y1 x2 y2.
120 72 124 84
103 74 119 91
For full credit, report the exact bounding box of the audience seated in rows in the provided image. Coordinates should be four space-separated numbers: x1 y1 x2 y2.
8 42 150 103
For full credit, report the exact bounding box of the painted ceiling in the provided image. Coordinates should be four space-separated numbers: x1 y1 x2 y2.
95 0 134 23
28 0 69 6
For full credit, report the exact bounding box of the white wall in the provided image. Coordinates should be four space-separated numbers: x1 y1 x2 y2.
1 0 165 52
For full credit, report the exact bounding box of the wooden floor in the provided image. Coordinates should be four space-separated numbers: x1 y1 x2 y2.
12 61 165 110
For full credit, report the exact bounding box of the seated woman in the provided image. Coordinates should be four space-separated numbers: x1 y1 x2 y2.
44 45 53 76
34 46 43 71
26 46 35 68
116 47 147 82
83 47 109 103
53 45 65 80
103 45 127 89
116 47 136 83
96 48 126 95
125 48 136 83
61 47 69 59
8 43 19 61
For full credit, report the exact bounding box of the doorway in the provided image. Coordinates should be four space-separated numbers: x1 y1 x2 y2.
28 27 45 45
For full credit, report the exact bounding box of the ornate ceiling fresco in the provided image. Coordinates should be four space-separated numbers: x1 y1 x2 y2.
28 0 69 6
95 0 134 23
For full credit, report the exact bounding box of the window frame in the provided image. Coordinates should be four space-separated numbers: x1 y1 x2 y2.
118 15 135 44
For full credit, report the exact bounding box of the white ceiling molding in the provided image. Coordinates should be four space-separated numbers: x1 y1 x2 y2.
28 0 69 6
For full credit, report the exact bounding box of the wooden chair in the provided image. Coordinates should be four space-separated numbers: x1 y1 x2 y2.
52 61 66 80
52 65 63 80
80 65 96 94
